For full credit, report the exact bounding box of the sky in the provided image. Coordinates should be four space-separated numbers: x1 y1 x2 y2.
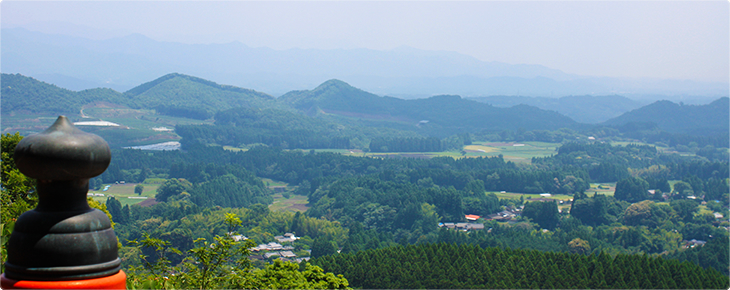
2 1 729 83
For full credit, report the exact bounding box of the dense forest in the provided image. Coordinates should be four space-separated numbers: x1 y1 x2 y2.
313 243 728 289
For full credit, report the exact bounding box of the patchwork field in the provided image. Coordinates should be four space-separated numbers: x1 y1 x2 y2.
298 141 560 163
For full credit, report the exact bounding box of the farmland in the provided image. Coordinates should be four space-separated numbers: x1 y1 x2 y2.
268 193 310 213
88 182 160 207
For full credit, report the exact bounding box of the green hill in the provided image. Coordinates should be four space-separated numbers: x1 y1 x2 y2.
279 79 580 137
1 73 126 115
124 73 280 117
1 72 280 118
603 97 729 135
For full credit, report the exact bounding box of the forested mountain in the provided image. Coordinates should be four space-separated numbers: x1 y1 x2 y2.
279 79 581 136
1 72 279 119
1 73 125 115
124 73 280 118
468 94 643 124
603 97 729 136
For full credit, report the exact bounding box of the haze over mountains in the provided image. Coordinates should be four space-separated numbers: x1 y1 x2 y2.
3 72 727 142
3 27 727 102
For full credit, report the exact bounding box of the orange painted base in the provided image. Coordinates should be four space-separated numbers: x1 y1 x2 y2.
1 271 126 289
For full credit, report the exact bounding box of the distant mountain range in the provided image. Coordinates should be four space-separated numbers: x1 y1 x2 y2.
280 79 580 135
2 73 727 139
468 95 644 124
3 27 728 100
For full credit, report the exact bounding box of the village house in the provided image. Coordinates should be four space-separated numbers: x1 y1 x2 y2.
274 233 300 243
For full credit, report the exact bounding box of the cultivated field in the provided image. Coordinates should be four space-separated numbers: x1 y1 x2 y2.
88 182 160 207
269 193 309 213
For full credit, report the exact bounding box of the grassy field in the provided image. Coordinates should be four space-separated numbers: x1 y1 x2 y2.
269 193 309 213
587 183 616 196
89 182 160 207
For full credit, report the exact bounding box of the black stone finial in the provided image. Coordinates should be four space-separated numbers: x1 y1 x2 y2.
14 115 111 181
4 116 121 281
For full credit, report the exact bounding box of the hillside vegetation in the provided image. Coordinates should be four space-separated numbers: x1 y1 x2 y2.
313 243 728 289
280 79 581 137
603 97 729 136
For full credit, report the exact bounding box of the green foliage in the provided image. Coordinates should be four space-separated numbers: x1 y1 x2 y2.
124 73 277 116
571 193 627 226
313 243 729 289
155 178 193 202
106 196 126 225
1 73 128 115
311 236 339 258
247 260 349 289
521 200 559 230
1 132 36 206
125 213 350 289
568 238 591 254
670 199 700 223
188 174 272 208
134 184 144 195
1 133 37 270
615 177 650 202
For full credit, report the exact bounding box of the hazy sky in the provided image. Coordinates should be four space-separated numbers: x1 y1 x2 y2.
2 1 728 83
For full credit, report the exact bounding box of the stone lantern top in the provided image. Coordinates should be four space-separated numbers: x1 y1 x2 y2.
3 116 122 283
14 116 111 180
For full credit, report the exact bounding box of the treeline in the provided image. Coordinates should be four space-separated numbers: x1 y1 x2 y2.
155 105 212 120
312 243 729 289
476 125 729 152
176 107 478 150
176 107 358 149
534 142 729 183
178 125 351 149
367 134 470 152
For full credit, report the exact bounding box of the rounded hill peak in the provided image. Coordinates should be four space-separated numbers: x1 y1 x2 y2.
313 79 353 91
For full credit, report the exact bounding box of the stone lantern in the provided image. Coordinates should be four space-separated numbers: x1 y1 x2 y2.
1 116 126 289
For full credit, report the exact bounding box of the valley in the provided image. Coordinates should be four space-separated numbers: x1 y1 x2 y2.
2 72 728 289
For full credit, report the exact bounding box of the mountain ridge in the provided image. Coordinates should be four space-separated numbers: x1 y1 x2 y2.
468 95 644 124
602 97 729 135
277 79 581 136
